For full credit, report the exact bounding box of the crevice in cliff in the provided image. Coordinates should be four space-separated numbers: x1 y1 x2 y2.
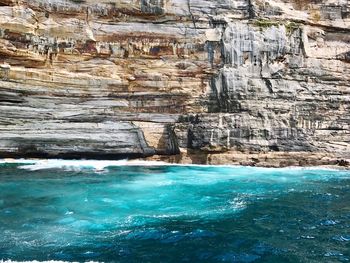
165 124 180 155
135 127 157 157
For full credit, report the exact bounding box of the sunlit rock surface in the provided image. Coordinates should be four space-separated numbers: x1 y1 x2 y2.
0 0 349 166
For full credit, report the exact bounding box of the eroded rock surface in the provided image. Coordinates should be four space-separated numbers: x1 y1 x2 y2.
0 0 349 166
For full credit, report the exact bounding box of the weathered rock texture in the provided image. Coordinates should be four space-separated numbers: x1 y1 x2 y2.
0 0 349 166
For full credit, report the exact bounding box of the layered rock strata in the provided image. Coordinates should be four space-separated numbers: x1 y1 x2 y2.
0 0 349 166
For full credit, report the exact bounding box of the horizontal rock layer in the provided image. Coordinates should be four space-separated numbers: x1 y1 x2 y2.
0 0 349 166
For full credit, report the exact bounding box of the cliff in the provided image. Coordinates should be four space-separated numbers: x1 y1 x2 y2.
0 0 349 167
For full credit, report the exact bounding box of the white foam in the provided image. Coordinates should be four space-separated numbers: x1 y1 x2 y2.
0 159 169 171
0 158 347 172
18 159 127 171
0 159 36 165
0 261 98 263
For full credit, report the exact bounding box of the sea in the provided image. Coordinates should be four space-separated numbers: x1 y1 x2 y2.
0 160 349 262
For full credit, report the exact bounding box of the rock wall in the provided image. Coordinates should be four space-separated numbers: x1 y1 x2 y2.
0 0 349 166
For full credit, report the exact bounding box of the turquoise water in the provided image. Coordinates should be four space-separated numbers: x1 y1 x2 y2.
0 161 349 262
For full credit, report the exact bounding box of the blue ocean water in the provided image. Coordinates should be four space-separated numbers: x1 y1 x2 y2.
0 161 349 262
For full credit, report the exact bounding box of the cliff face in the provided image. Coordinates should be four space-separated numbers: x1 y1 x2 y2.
0 0 349 166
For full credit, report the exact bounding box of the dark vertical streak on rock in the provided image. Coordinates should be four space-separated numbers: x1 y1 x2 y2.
187 0 197 29
247 0 256 19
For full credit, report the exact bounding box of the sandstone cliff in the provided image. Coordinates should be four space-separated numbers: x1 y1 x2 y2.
0 0 349 166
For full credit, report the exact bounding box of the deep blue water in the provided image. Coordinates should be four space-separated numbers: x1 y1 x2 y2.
0 161 349 262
